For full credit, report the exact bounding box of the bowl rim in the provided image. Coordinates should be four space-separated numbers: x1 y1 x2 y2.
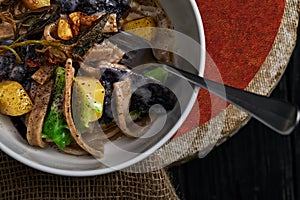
0 0 206 176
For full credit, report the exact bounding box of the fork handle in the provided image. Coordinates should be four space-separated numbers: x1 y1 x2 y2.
164 65 300 135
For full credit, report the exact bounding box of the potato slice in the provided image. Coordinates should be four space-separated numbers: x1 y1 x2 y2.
122 17 156 41
0 81 33 116
22 0 50 10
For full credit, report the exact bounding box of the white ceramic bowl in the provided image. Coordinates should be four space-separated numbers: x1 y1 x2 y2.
0 0 205 176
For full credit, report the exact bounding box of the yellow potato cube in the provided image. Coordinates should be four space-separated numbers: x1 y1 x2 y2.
0 81 33 116
22 0 50 10
57 18 73 41
122 17 156 41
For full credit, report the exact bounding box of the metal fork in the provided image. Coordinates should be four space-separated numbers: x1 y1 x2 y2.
108 31 300 135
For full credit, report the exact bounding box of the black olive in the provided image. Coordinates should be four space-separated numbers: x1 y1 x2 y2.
130 83 178 113
56 0 130 18
99 67 127 123
0 56 15 82
9 66 26 82
0 40 13 46
98 67 178 124
56 0 79 13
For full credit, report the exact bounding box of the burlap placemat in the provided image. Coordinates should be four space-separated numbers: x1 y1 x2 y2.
0 151 179 199
1 0 299 199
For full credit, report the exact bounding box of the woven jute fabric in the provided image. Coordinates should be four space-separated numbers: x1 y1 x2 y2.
1 1 299 199
0 151 179 199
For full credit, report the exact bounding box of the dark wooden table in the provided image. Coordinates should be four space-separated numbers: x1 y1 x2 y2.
169 18 300 200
